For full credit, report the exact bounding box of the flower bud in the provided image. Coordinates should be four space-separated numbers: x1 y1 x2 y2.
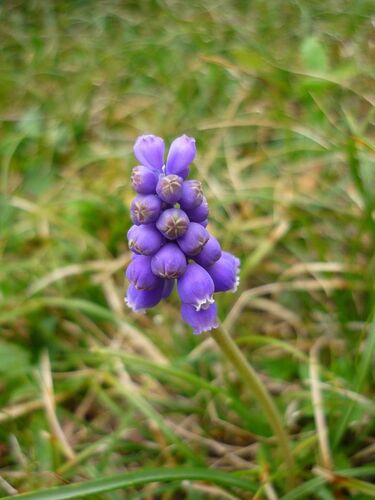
127 224 164 256
177 263 214 311
156 208 189 240
126 255 163 290
166 135 196 179
181 302 218 335
177 222 209 256
194 235 221 267
133 134 164 171
131 165 159 194
206 251 240 292
151 243 187 279
131 194 162 225
185 197 209 222
179 180 204 210
156 174 183 204
125 282 164 312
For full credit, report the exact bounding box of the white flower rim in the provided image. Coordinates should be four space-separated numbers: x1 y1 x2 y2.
124 296 146 314
194 295 214 312
231 275 240 293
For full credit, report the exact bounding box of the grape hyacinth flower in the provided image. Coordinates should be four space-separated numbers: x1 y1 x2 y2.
131 165 159 194
186 196 209 223
207 251 240 293
177 222 209 256
166 135 196 179
126 254 162 291
194 235 221 267
156 174 183 204
125 134 240 334
127 224 164 256
156 208 189 240
133 135 165 171
179 180 204 210
151 243 187 279
130 194 162 225
125 135 296 474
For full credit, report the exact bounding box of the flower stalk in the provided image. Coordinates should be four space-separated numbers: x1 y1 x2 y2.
210 323 295 486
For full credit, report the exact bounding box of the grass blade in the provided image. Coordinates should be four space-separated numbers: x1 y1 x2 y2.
280 477 327 500
5 467 257 499
333 315 375 446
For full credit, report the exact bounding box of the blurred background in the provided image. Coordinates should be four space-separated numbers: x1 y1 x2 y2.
1 1 375 498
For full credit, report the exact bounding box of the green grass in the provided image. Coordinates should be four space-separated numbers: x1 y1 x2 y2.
1 0 375 498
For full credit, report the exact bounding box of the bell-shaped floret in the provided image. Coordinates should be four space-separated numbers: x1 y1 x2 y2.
166 135 196 179
206 251 240 292
181 302 218 335
133 135 164 171
177 263 215 311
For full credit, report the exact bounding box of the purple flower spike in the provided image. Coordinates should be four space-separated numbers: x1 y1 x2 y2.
194 235 221 267
133 135 165 171
126 255 163 290
125 133 240 333
179 180 204 210
151 243 187 279
126 282 164 312
156 208 189 240
177 222 209 256
186 197 209 222
207 251 240 292
156 174 183 204
131 194 162 225
177 263 214 311
181 302 218 335
131 165 159 194
166 135 196 179
127 224 164 255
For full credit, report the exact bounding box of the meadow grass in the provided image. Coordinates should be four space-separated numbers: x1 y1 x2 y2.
1 1 375 498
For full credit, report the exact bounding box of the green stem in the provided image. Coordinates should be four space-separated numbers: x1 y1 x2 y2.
211 324 295 486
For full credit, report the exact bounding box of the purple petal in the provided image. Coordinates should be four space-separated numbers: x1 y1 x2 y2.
194 235 221 267
179 180 204 210
125 282 164 312
127 224 165 256
156 208 189 240
162 279 174 299
131 194 162 225
133 135 165 171
206 251 240 292
151 243 187 279
177 263 214 311
126 255 163 290
186 197 209 222
156 174 183 204
131 165 159 194
166 135 196 179
177 222 209 256
200 219 208 228
181 302 218 335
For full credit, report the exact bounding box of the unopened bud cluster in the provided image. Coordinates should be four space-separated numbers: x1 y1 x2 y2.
126 134 240 334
